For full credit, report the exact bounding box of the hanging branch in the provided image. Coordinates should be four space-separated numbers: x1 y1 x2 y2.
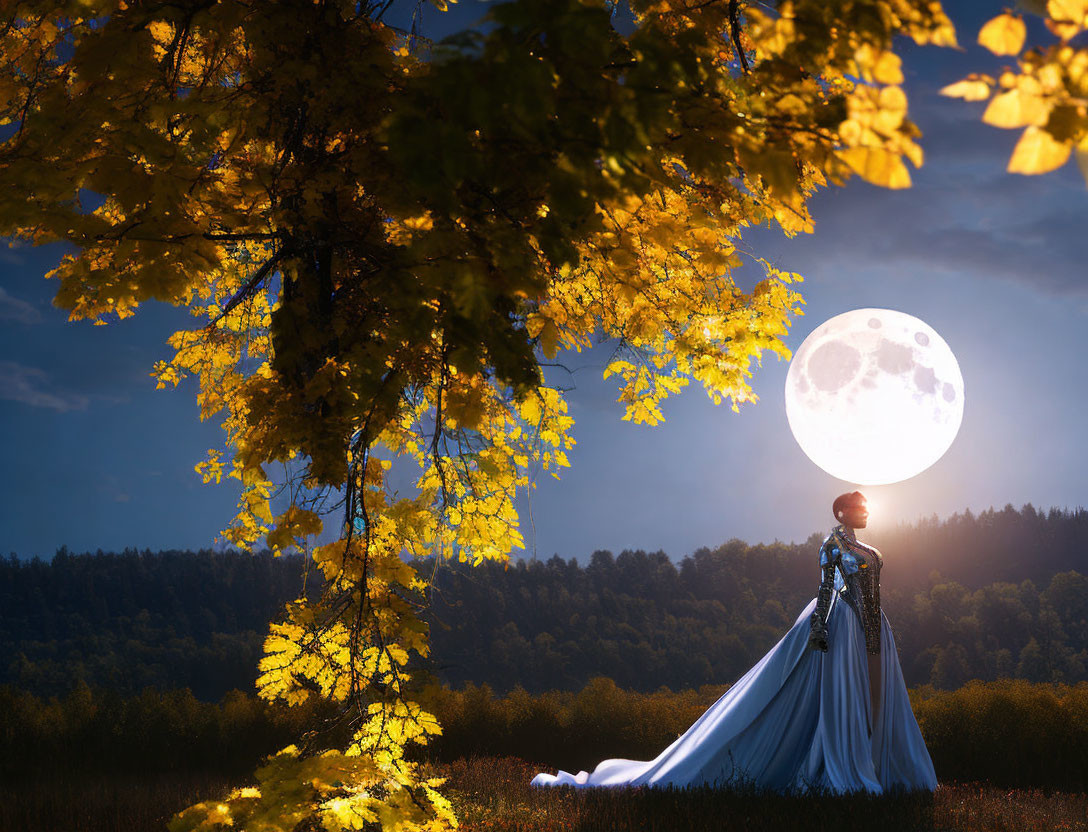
729 0 751 74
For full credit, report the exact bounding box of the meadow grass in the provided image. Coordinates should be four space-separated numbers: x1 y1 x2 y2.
439 756 1088 832
4 756 1083 832
0 774 235 832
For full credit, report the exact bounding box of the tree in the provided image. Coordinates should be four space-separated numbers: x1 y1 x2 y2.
931 642 972 690
1 0 958 828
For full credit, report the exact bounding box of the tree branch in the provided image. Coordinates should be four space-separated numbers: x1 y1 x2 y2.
729 0 751 74
204 242 293 330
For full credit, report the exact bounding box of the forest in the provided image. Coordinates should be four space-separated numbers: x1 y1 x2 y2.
4 503 1086 699
4 676 1088 793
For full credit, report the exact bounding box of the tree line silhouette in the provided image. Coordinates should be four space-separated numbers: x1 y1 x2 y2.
3 503 1086 699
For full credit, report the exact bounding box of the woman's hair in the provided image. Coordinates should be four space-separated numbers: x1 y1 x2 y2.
832 491 866 521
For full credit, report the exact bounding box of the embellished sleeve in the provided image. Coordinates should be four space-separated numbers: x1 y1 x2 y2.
808 533 840 651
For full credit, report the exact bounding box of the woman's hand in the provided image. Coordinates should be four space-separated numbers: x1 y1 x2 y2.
808 614 829 652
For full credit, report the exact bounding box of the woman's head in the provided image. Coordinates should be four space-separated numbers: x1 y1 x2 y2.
833 491 868 528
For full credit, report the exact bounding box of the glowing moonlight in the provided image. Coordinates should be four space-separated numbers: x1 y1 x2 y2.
784 308 964 485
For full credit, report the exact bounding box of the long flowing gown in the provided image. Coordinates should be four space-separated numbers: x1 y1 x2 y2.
529 527 937 794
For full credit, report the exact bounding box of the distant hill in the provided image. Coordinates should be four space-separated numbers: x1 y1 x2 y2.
2 503 1086 699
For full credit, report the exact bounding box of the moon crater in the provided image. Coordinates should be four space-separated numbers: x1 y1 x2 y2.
808 341 861 392
876 339 915 374
914 365 937 395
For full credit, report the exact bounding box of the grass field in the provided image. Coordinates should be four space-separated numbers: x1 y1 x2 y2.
2 756 1086 832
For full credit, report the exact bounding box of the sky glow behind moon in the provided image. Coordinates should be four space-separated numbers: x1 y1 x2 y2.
784 308 965 486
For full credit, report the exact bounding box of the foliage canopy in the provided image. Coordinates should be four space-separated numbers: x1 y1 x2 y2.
10 0 1084 828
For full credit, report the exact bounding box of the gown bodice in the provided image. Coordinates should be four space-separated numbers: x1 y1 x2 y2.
814 525 883 654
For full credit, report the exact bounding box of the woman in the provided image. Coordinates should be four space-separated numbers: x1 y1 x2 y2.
530 491 937 794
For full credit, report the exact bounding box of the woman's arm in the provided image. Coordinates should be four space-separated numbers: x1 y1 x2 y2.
808 535 840 652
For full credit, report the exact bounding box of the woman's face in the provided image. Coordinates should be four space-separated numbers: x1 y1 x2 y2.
839 501 869 529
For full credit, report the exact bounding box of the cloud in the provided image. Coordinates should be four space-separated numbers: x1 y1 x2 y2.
761 140 1088 297
97 473 133 504
0 360 90 411
878 208 1088 295
0 287 42 324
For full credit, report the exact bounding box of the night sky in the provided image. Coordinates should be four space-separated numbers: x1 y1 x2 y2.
2 1 1085 561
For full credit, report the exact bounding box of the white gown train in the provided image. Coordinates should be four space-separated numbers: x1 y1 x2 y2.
530 595 937 793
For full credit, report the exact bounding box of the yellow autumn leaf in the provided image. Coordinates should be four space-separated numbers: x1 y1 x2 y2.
1007 125 1073 174
525 312 547 338
837 147 912 189
537 316 560 359
872 51 904 84
874 85 908 133
402 213 434 231
978 14 1026 55
1046 0 1087 39
902 138 925 169
147 19 176 44
982 87 1049 129
939 78 993 101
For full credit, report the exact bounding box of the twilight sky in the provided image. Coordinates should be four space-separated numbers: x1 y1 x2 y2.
1 1 1085 561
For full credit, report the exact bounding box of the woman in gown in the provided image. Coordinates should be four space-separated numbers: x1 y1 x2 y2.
530 491 937 794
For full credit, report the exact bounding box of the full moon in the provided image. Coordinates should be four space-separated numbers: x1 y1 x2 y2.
784 308 964 485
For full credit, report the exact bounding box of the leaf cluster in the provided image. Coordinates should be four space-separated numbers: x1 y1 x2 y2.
941 1 1088 181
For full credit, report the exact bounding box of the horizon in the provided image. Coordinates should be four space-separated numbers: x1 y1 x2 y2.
14 498 1086 564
